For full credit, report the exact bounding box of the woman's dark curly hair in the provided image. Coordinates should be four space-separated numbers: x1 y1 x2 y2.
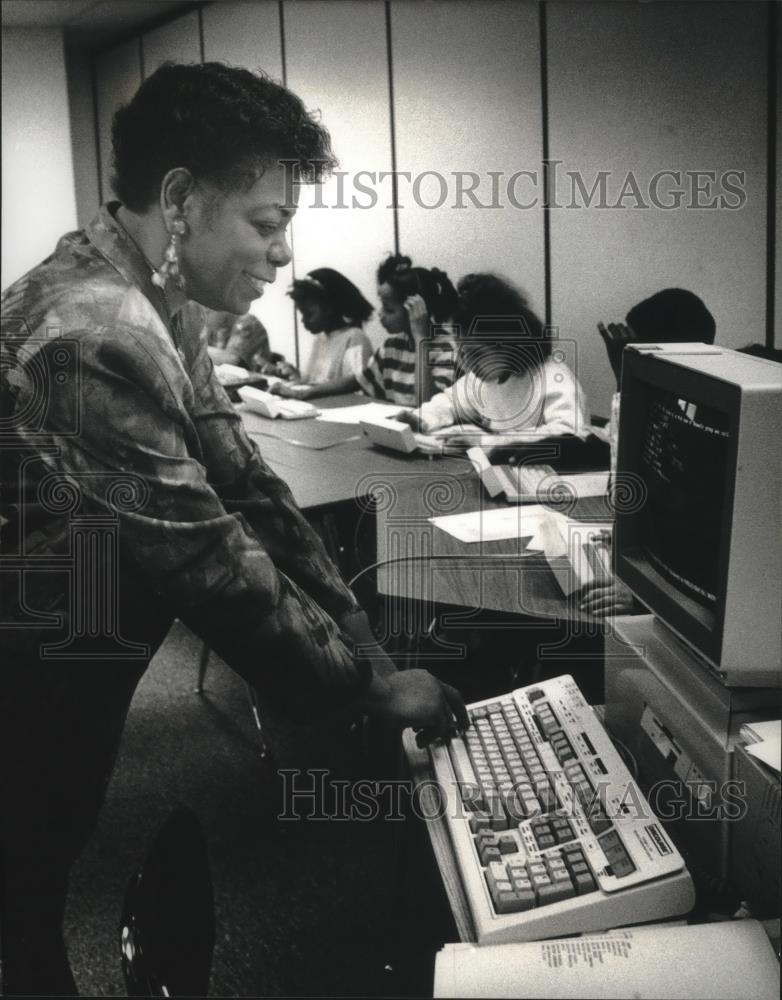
111 61 337 210
376 254 458 323
454 273 550 378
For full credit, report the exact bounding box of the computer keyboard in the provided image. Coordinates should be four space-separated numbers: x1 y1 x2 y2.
427 674 694 944
237 385 319 420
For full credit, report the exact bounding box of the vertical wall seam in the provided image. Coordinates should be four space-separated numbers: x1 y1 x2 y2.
766 0 777 348
539 0 552 330
385 0 400 256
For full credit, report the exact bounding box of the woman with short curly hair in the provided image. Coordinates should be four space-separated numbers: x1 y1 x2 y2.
0 61 466 994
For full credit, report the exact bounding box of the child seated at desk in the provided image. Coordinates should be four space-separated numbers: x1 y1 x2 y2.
581 288 716 618
273 267 373 399
357 253 458 406
399 273 590 447
206 309 298 379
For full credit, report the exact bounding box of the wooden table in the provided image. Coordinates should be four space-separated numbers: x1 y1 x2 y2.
240 394 472 512
375 471 613 624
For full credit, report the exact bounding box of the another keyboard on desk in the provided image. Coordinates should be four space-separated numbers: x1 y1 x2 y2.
427 675 694 944
237 385 319 420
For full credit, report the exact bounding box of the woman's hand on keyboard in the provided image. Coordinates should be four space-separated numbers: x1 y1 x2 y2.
578 579 635 617
362 668 469 743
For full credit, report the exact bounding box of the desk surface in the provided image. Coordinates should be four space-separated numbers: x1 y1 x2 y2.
241 394 472 511
242 394 611 624
375 471 612 623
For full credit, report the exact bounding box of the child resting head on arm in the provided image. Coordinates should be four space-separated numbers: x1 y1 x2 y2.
356 253 459 406
399 273 590 447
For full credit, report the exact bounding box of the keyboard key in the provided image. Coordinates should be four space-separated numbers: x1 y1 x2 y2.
498 833 517 854
480 845 503 866
588 805 613 836
572 869 597 895
551 821 575 845
488 860 509 882
469 814 491 834
539 879 575 904
494 888 535 914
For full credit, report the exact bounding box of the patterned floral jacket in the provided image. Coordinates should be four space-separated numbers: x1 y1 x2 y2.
1 204 367 716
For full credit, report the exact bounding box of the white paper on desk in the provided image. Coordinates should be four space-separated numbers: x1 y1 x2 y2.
316 401 411 424
429 505 551 544
746 734 781 774
741 719 781 744
433 920 780 999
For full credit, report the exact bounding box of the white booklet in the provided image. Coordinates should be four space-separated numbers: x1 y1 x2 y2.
433 920 780 999
468 446 609 503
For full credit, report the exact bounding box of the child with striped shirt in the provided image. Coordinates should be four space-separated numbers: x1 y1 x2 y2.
357 254 459 406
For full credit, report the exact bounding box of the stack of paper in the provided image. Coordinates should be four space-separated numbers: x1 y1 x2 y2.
433 920 780 999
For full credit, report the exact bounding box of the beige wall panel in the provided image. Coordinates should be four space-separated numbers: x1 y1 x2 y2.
391 0 545 318
142 9 201 76
95 40 142 202
202 0 283 78
284 0 396 368
548 1 767 416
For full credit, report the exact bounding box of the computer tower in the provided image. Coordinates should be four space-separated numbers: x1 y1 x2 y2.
604 615 778 881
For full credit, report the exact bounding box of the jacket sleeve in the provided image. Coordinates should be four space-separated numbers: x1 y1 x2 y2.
24 324 368 717
185 323 362 626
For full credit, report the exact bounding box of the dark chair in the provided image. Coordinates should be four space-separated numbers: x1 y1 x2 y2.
119 807 215 997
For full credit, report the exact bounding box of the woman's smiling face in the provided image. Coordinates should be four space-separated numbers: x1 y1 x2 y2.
180 162 296 314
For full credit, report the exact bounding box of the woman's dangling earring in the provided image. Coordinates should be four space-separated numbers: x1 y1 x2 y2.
152 218 188 289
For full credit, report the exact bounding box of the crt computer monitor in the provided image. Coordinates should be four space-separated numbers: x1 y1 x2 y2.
614 343 782 688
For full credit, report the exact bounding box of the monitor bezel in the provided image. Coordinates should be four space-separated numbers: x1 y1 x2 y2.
615 350 740 670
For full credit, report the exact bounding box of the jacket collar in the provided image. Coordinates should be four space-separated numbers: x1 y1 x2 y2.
86 202 190 324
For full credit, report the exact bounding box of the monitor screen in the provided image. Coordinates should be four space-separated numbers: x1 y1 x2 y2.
615 345 782 685
637 388 730 613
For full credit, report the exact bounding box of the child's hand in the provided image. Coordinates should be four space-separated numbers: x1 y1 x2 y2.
578 579 635 617
440 431 485 449
273 381 313 399
404 294 430 340
396 410 423 431
597 321 637 386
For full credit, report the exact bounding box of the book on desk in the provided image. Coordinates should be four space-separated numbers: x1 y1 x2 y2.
467 433 611 503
